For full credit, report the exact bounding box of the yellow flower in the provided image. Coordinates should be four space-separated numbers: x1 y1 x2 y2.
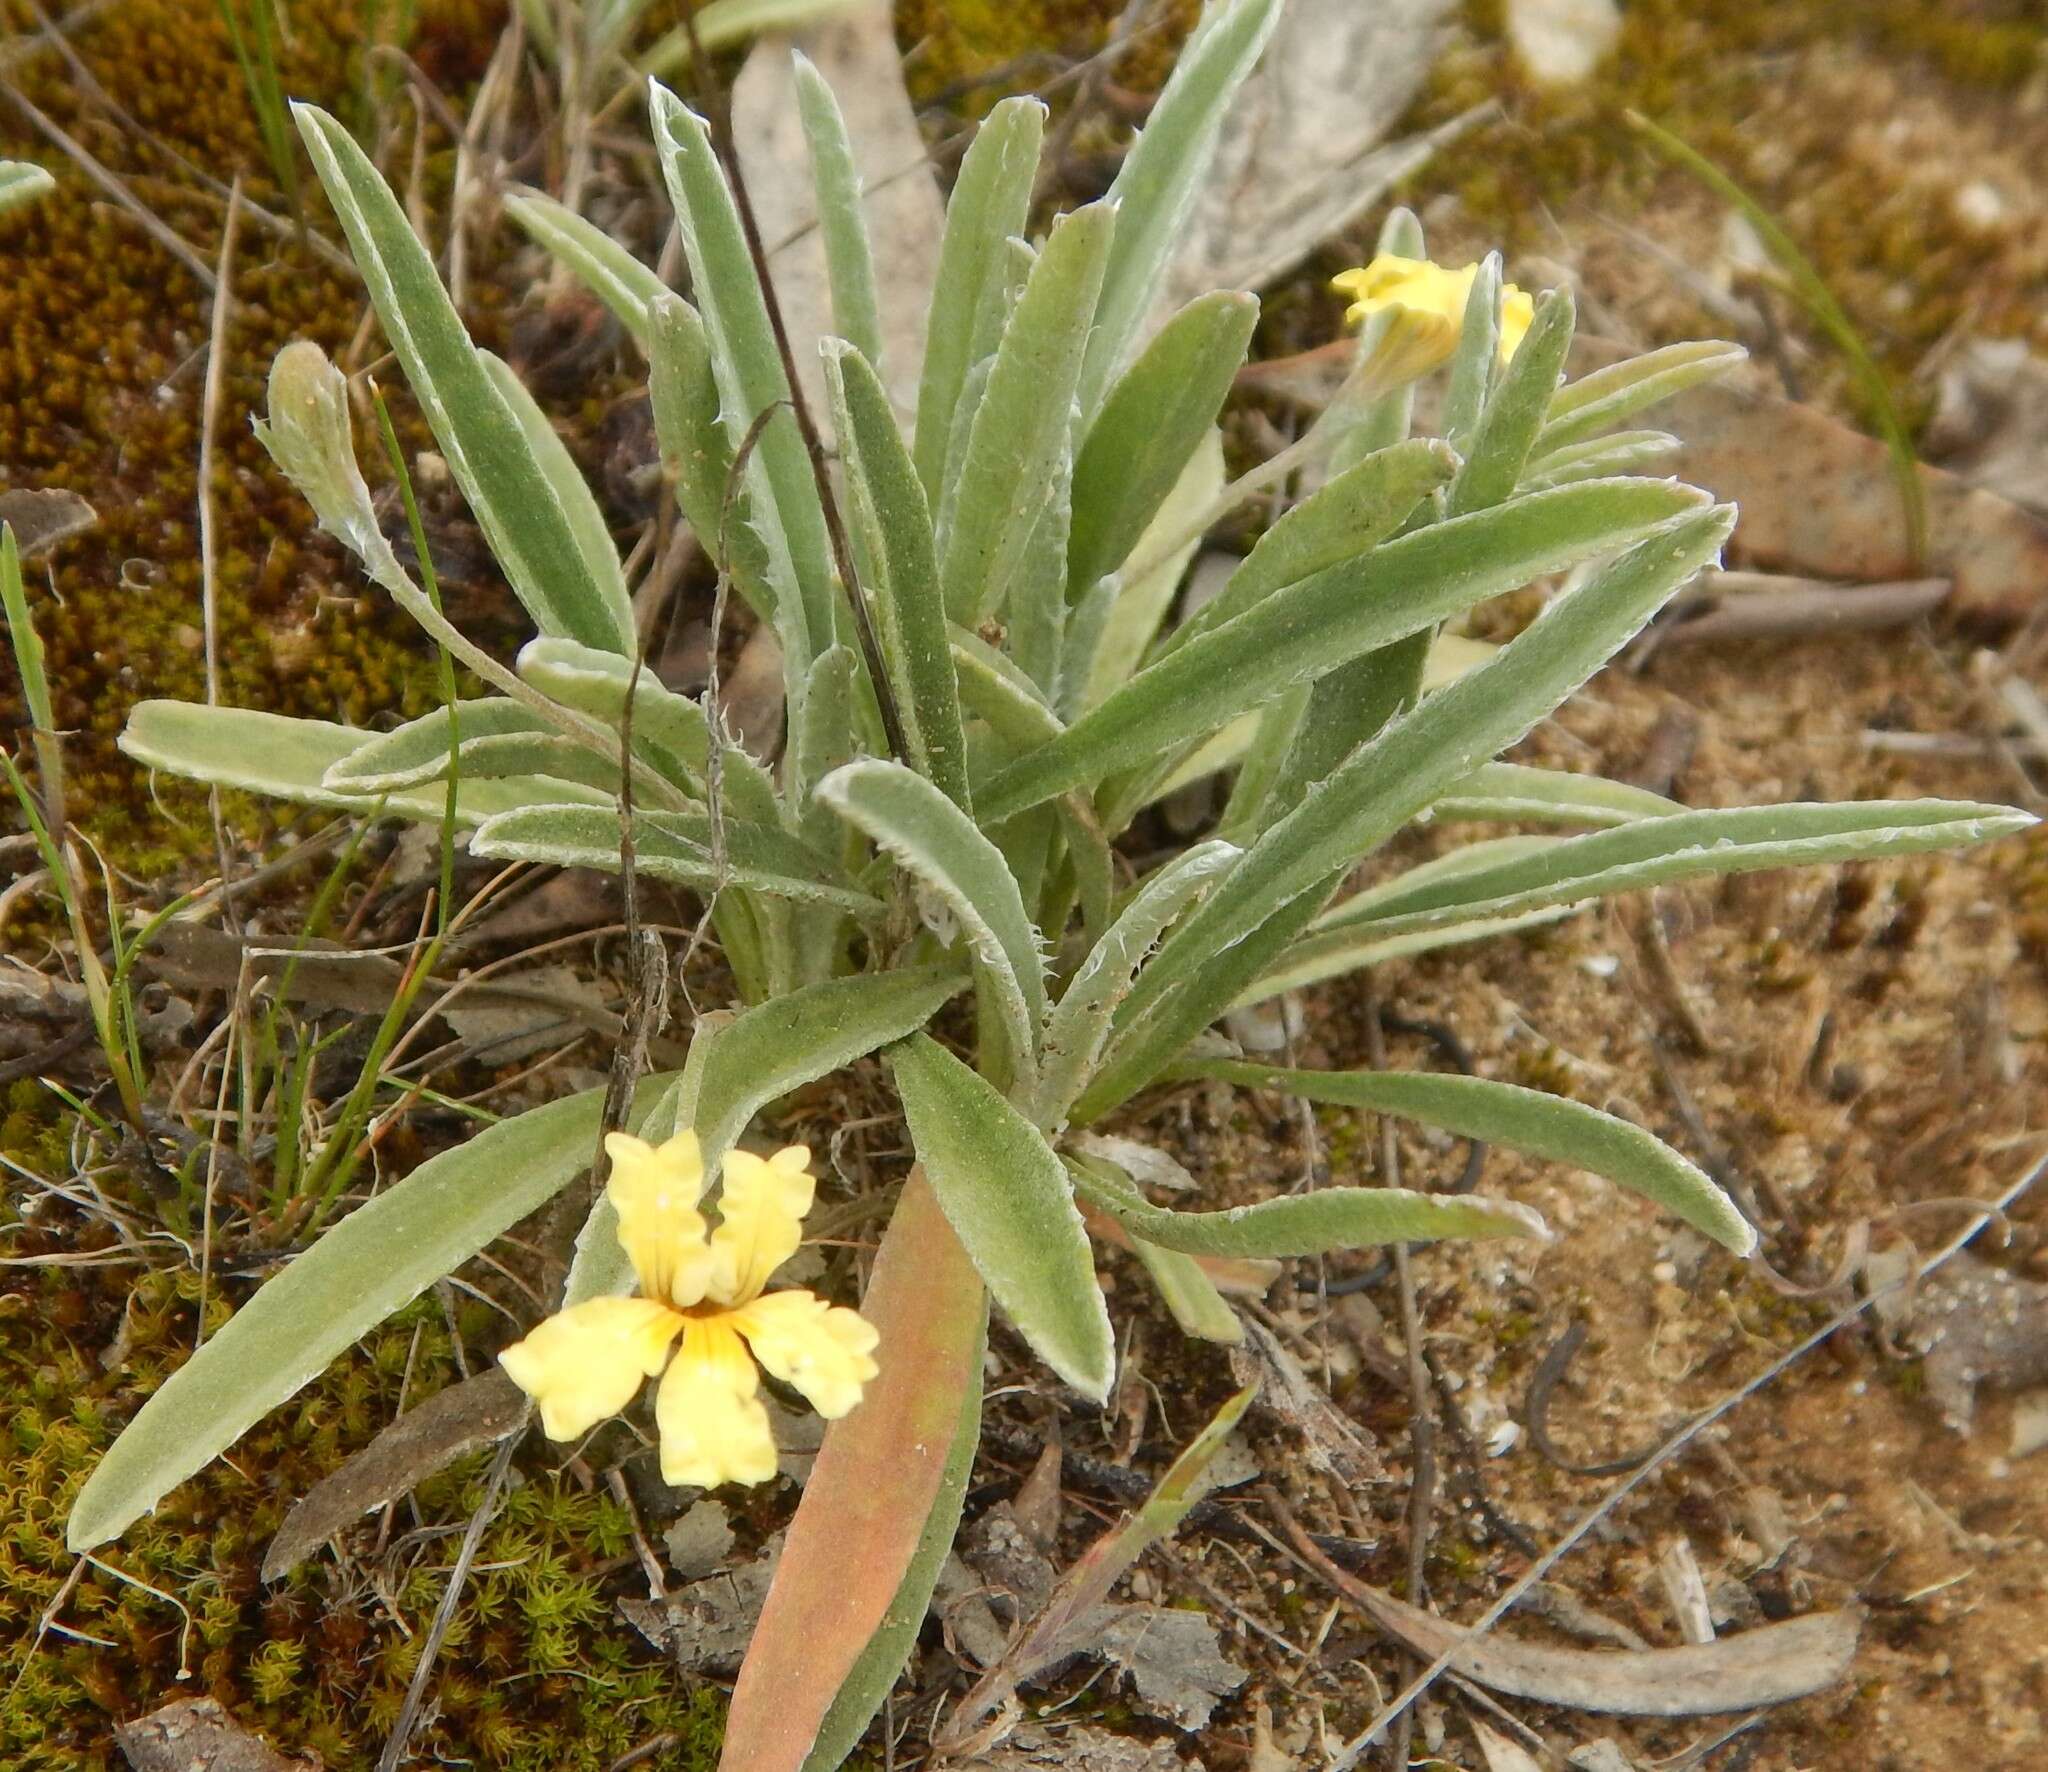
1331 254 1535 369
500 1130 880 1488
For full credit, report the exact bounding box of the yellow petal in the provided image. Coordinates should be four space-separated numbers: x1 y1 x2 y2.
655 1316 779 1488
731 1289 880 1420
1332 254 1533 366
606 1128 717 1308
1497 283 1536 362
499 1297 684 1443
705 1145 815 1306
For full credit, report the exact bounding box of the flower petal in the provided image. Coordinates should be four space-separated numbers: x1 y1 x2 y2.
606 1128 717 1307
1331 254 1531 366
499 1297 683 1443
655 1317 780 1488
706 1145 816 1306
730 1289 880 1420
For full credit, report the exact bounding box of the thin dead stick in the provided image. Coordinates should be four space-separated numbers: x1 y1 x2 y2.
2 86 218 288
677 1 909 764
198 181 244 938
1330 1145 2048 1767
376 1425 525 1772
1649 575 1949 650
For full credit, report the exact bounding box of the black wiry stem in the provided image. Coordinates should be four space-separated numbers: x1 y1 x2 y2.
678 1 909 764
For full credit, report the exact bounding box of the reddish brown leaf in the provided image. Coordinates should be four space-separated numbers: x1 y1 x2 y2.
720 1170 985 1772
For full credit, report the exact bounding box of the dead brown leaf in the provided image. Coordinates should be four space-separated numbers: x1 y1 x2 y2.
116 1697 317 1771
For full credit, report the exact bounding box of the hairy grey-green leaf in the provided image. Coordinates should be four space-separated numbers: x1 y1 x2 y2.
1068 292 1259 600
68 1073 680 1551
940 201 1116 625
914 96 1043 502
981 478 1703 820
469 801 882 914
1072 1152 1549 1257
825 343 972 809
891 1034 1114 1399
293 104 635 653
1449 287 1576 515
1078 505 1737 1119
504 189 667 346
1173 1060 1755 1253
793 53 885 370
1539 340 1747 454
818 760 1046 1082
1075 0 1283 418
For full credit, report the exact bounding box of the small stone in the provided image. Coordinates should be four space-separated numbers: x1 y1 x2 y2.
1506 0 1621 88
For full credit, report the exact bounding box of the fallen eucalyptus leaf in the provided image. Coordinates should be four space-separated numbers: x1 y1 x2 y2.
1157 0 1467 321
0 487 97 560
115 1697 315 1772
965 1724 1200 1772
1345 1581 1860 1715
263 1369 528 1582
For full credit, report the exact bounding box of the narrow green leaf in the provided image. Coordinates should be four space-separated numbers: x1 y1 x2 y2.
1159 439 1460 659
1079 505 1737 1119
67 1074 679 1551
793 52 885 370
119 701 606 822
517 637 711 784
0 160 56 214
1442 253 1504 450
1449 288 1576 516
825 343 971 808
1076 0 1284 418
940 201 1117 625
1173 1059 1756 1253
1522 429 1680 493
323 698 558 791
1071 1151 1549 1257
1239 903 1582 1004
651 84 835 666
503 189 666 346
1128 1239 1243 1343
292 104 635 653
1068 291 1259 599
477 351 635 627
1340 799 2036 939
469 802 884 914
982 478 1704 821
1079 426 1223 711
638 0 865 77
1031 839 1240 1131
913 96 1044 502
891 1034 1114 1399
1538 340 1746 454
567 966 968 1303
1426 762 1682 828
818 760 1047 1081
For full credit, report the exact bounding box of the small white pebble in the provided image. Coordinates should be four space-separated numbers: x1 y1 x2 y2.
1487 1421 1522 1457
1652 1260 1679 1284
1580 954 1620 978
